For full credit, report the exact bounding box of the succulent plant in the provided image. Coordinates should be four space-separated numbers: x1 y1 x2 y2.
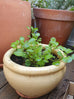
11 27 74 67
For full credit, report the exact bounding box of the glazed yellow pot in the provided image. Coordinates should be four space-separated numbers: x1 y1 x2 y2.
3 46 66 98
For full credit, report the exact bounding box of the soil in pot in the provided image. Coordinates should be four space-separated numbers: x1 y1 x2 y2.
11 53 58 67
10 49 73 67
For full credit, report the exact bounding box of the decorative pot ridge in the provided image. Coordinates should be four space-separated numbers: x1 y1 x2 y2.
34 8 74 21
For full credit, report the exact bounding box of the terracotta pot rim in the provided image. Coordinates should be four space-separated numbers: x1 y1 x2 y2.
3 44 66 75
34 7 74 13
33 8 74 21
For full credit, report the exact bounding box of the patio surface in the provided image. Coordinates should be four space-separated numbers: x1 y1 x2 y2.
0 61 74 99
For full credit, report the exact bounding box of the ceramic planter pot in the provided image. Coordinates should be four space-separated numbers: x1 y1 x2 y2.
0 0 31 66
33 8 74 46
3 45 66 98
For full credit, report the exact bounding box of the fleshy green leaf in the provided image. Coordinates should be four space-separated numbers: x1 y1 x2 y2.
27 49 33 52
57 51 63 58
23 43 29 49
28 38 35 43
20 37 25 41
31 26 34 31
45 54 53 60
27 26 30 30
36 57 41 61
37 38 42 42
50 37 56 42
67 57 72 63
71 54 74 60
66 49 73 54
28 35 31 38
16 40 20 44
11 42 16 48
11 40 19 48
57 46 66 51
36 33 40 37
13 49 24 57
52 61 60 66
62 56 72 63
25 59 31 66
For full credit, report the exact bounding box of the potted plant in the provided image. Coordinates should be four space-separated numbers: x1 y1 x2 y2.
3 27 74 98
0 0 31 68
32 0 74 45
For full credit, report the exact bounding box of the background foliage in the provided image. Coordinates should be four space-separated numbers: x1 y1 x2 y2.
25 0 74 10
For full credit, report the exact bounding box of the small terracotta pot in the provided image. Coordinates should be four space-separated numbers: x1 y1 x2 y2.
3 44 66 98
0 0 31 64
33 8 74 46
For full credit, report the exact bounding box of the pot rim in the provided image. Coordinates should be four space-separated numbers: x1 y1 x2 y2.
33 8 74 21
3 44 66 76
34 7 74 13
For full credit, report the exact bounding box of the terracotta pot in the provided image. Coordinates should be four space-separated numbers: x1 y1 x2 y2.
3 44 66 98
0 0 31 64
33 8 74 46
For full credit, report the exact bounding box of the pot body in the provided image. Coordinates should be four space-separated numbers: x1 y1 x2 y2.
3 48 66 98
33 8 74 46
0 0 31 64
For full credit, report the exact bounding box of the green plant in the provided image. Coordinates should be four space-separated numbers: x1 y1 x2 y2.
11 27 74 67
69 6 74 11
25 0 74 10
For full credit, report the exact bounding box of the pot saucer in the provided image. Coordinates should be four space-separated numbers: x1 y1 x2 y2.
0 64 3 68
16 91 36 99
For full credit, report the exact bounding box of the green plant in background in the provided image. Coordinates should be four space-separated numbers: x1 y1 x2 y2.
47 0 74 10
11 27 74 67
31 0 48 8
69 6 74 11
24 0 74 11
